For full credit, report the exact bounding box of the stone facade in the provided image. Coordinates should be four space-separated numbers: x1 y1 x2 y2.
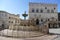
28 2 59 33
29 2 58 23
0 11 20 29
8 13 20 29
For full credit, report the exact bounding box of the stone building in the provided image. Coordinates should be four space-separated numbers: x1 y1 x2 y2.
58 13 60 27
58 13 60 21
0 11 20 29
29 2 58 28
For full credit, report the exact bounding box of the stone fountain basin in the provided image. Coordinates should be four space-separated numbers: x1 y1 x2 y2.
0 29 44 38
9 26 39 31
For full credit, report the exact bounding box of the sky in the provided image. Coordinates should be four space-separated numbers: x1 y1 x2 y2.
0 0 60 19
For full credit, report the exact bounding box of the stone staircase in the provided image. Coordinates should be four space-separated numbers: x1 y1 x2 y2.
0 29 44 38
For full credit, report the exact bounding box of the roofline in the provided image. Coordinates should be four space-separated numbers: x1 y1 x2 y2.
0 10 19 17
29 2 57 5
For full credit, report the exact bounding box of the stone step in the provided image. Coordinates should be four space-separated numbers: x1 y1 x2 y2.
0 29 44 38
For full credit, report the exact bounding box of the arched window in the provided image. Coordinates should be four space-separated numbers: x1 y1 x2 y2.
36 19 39 25
41 19 43 22
51 10 54 13
45 7 47 9
32 9 34 12
48 19 49 21
54 8 56 10
47 9 50 13
40 9 43 13
36 9 39 13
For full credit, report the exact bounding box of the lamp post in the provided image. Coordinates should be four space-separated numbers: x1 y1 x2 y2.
22 11 28 20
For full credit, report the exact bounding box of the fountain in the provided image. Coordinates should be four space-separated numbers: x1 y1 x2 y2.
0 11 49 38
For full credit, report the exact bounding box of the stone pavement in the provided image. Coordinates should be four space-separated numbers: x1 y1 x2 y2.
0 35 57 40
24 35 57 40
53 35 60 40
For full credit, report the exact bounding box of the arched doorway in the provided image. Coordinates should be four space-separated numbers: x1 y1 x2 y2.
36 19 39 25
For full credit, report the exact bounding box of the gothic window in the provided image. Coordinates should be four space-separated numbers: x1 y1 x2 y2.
47 9 50 13
36 19 39 25
40 9 43 13
45 7 47 9
49 24 51 28
41 19 43 22
48 19 49 21
32 9 34 12
2 24 4 29
11 21 13 23
54 8 56 10
51 10 54 13
36 9 39 13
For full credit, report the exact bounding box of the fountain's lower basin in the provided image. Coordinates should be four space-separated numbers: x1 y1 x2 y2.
0 29 44 38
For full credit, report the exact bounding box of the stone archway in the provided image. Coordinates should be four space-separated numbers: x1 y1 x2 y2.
36 19 39 25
